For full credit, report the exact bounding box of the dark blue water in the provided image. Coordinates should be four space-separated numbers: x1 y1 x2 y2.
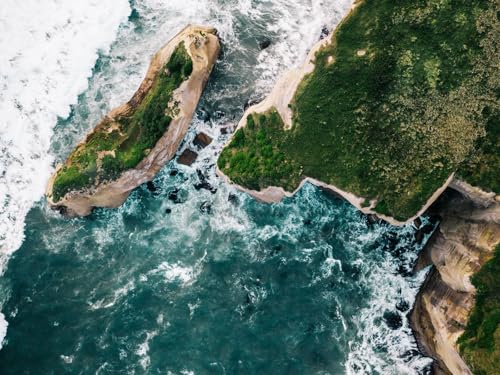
0 0 432 373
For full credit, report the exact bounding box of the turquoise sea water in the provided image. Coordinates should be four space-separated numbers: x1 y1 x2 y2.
0 0 433 373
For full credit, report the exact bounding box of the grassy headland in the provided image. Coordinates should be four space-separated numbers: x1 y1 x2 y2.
52 42 193 202
218 0 499 221
458 245 500 375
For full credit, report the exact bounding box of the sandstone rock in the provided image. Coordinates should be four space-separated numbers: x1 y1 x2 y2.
411 189 500 375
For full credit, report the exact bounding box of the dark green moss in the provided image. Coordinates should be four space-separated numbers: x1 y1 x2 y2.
458 245 500 375
52 42 193 202
219 0 498 220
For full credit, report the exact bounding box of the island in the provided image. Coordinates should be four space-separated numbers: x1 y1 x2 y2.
46 25 220 216
217 0 499 374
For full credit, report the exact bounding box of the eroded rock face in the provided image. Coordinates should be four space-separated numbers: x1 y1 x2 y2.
411 186 500 374
46 25 220 216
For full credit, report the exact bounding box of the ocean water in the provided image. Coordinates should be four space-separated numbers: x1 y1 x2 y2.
0 0 433 373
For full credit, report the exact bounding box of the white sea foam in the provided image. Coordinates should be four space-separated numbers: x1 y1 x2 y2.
137 329 158 370
0 0 130 262
345 224 434 374
0 0 130 350
88 279 135 310
149 253 206 286
0 312 7 350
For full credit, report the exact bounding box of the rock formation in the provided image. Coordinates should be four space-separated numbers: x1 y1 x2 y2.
411 181 500 374
46 25 220 216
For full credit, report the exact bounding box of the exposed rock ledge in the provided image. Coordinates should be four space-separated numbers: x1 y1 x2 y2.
46 25 220 216
217 167 454 227
411 183 500 374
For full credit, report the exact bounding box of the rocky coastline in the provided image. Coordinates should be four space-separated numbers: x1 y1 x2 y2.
411 182 500 374
216 6 498 371
46 25 220 216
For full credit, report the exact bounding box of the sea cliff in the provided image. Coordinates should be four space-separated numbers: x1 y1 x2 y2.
47 25 220 216
411 181 500 374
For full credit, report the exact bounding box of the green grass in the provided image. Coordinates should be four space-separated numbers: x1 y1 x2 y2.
218 110 302 191
458 245 500 375
218 0 498 221
52 42 193 202
459 109 500 193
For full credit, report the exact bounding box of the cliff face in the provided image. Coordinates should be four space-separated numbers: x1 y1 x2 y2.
46 25 220 216
411 180 500 374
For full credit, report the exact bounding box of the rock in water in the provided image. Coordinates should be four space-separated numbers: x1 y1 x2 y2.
46 25 220 217
177 149 198 166
193 132 213 148
258 38 271 50
319 26 329 40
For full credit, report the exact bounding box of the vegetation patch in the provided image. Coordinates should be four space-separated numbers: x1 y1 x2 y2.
459 109 500 193
218 110 302 191
219 0 498 221
458 245 500 375
52 42 193 202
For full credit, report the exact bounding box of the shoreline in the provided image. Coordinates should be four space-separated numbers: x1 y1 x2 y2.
217 166 454 226
234 0 360 133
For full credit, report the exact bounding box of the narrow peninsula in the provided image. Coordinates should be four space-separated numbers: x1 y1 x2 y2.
46 25 220 216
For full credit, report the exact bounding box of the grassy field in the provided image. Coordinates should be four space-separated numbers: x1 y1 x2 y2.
218 110 302 191
458 245 500 375
219 0 498 221
52 42 193 202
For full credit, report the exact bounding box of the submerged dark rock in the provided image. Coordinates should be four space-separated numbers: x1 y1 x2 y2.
146 181 158 194
383 310 403 330
194 169 217 194
198 107 211 122
258 38 271 50
396 299 410 312
228 193 238 203
244 97 262 111
199 201 212 214
213 110 225 119
193 132 213 148
320 25 329 40
167 188 187 204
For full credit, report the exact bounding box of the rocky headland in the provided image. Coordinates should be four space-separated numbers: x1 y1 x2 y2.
47 25 220 216
217 0 499 373
411 181 500 375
